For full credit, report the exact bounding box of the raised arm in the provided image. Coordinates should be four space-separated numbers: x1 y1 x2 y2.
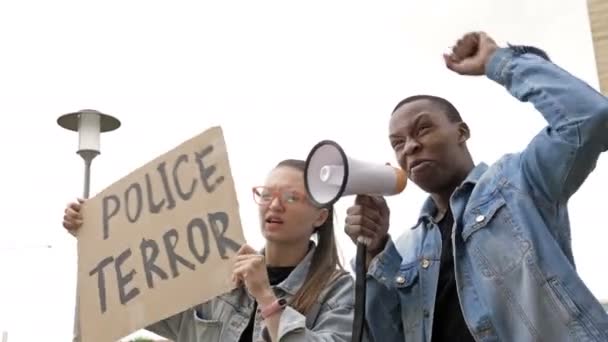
445 31 608 203
485 45 608 203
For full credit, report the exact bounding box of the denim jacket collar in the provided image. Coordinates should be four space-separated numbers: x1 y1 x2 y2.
411 162 489 229
261 242 316 296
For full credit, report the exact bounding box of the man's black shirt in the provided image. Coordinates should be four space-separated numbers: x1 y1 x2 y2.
430 209 475 342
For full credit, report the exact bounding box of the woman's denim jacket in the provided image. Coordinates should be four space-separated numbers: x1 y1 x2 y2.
146 244 355 341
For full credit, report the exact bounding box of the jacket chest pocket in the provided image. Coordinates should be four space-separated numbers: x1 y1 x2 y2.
461 195 532 278
192 309 224 341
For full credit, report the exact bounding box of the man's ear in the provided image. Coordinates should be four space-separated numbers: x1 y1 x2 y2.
457 122 470 143
313 208 330 228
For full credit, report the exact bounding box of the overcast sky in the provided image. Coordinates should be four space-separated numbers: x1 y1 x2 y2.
0 0 605 341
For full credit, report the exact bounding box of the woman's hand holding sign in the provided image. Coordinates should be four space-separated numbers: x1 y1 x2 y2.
233 244 286 341
232 244 277 307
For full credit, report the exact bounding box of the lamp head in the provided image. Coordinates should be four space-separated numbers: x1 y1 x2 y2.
57 109 121 154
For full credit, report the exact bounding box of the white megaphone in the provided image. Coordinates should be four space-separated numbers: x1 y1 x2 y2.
304 140 407 207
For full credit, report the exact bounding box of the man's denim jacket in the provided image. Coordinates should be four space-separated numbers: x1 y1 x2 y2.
365 47 608 341
146 244 355 341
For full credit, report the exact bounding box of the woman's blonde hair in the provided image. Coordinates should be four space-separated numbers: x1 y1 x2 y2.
274 159 346 314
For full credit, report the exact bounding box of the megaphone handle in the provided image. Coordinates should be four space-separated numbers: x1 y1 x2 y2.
352 241 367 342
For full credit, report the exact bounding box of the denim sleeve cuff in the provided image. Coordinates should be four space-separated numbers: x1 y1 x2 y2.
367 239 403 287
485 47 516 86
261 306 305 341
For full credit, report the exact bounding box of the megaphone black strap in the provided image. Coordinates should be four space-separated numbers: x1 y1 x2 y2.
352 242 367 342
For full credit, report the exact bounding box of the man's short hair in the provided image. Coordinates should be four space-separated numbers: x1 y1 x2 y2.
392 95 462 123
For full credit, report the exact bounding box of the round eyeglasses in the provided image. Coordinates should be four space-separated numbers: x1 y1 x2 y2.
252 186 308 205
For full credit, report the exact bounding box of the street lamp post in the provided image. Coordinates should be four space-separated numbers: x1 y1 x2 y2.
57 109 121 342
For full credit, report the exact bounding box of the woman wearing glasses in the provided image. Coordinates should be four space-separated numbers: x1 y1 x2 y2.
62 159 355 341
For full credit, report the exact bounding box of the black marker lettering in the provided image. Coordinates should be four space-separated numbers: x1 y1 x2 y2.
157 162 176 210
140 238 168 288
115 248 140 305
163 228 196 277
89 256 114 313
125 183 143 223
208 211 240 259
195 145 224 193
102 195 120 240
173 154 197 201
187 218 210 264
145 173 165 214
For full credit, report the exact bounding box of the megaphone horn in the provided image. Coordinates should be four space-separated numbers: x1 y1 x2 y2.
304 140 407 207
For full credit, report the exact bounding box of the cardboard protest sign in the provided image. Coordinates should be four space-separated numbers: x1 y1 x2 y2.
77 126 245 342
